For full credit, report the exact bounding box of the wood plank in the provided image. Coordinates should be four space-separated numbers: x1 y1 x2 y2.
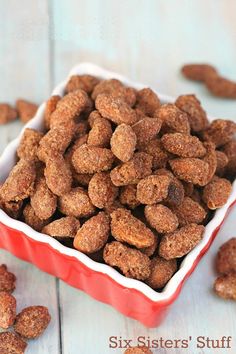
0 1 61 353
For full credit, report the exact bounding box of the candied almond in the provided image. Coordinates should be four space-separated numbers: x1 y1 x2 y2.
16 99 38 123
59 187 95 218
88 172 118 208
172 197 207 226
0 265 16 293
0 103 17 124
44 155 72 196
23 204 50 232
202 176 232 209
42 216 80 238
0 291 16 329
74 212 110 253
0 159 36 202
65 74 100 94
31 176 57 220
111 208 155 249
136 175 171 205
44 95 61 129
214 273 236 301
50 89 89 127
140 139 169 169
215 150 229 176
159 223 205 260
103 241 151 281
169 158 209 186
135 88 160 116
87 117 112 147
216 238 236 275
0 197 23 219
14 306 51 339
144 204 178 233
17 128 43 161
95 93 137 125
202 119 236 147
155 103 190 135
110 152 152 186
72 144 115 174
0 332 27 354
119 184 140 209
110 124 137 162
221 140 236 177
146 256 177 289
132 117 161 148
161 133 206 158
181 63 218 81
205 74 236 99
175 94 209 132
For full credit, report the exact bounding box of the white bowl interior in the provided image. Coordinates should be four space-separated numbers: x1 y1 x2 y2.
0 62 235 302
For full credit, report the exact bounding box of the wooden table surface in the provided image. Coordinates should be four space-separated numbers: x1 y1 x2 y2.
0 1 236 353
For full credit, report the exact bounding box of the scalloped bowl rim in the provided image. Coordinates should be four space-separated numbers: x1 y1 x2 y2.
0 62 235 303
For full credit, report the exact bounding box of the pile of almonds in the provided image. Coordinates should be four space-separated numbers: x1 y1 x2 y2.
0 264 51 353
0 74 235 291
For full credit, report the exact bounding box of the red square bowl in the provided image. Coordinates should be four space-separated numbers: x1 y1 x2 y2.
0 63 235 327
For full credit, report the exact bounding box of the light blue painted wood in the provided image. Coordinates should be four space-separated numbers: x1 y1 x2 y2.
0 1 236 353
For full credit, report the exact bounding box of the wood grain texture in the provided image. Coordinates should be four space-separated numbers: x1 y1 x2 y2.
0 0 236 353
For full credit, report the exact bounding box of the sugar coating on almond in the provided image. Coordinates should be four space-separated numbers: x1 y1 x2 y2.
146 256 177 289
72 144 115 174
49 89 89 127
59 187 95 218
119 184 140 209
132 117 161 148
23 204 50 232
110 124 137 162
170 158 209 186
103 241 151 280
214 273 236 301
145 204 178 233
155 103 190 135
140 139 169 169
14 306 51 339
175 94 209 132
110 152 152 186
216 150 229 176
136 175 171 204
202 176 232 210
181 63 218 81
161 133 206 158
17 128 43 161
0 159 36 202
74 212 110 253
44 155 72 196
111 208 155 249
31 176 57 220
87 117 112 148
159 223 205 260
95 93 137 125
42 216 80 238
135 88 161 116
203 119 236 147
0 332 27 354
0 291 16 329
216 238 236 275
44 95 61 129
88 172 118 208
203 142 217 183
173 197 207 226
66 74 100 94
